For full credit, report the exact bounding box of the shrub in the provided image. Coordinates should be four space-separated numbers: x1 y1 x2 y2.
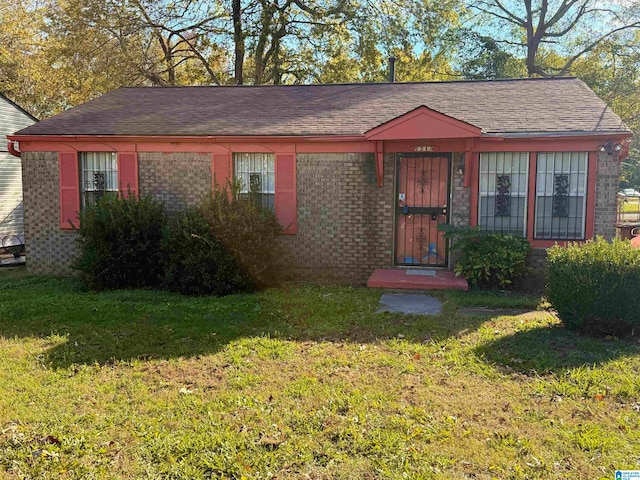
547 237 640 335
200 184 284 290
74 194 167 290
163 208 247 296
163 183 284 295
441 225 532 289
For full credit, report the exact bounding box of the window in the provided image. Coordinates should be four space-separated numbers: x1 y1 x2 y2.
80 152 118 207
234 153 275 210
478 152 529 235
535 152 587 240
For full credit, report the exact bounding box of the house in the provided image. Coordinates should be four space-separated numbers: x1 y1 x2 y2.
8 78 632 285
0 93 37 250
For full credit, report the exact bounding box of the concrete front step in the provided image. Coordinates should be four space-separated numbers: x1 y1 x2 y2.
367 268 468 291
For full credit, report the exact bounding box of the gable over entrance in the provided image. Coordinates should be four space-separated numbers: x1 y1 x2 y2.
365 105 482 141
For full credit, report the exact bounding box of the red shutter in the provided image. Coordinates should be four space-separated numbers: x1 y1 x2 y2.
275 153 297 234
59 152 80 229
118 152 139 198
212 153 232 195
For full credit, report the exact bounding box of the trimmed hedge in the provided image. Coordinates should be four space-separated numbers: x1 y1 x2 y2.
547 237 640 335
74 194 167 290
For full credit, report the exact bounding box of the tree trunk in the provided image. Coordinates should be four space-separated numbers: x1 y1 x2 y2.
232 0 244 84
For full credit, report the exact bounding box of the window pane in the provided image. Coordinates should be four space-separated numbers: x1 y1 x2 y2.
534 152 587 239
233 153 275 211
79 152 118 208
478 152 529 235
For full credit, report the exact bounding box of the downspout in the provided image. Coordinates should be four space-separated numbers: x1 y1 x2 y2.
7 141 21 158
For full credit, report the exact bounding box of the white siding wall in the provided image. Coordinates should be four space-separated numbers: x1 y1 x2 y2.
0 95 36 242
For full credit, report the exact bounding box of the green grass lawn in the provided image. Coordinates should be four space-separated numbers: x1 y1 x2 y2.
621 197 640 213
1 270 639 479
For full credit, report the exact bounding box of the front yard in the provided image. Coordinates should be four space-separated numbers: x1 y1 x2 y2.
1 271 639 479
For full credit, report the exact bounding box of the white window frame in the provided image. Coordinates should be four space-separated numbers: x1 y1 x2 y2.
233 152 275 210
478 152 529 236
79 152 118 208
534 151 588 240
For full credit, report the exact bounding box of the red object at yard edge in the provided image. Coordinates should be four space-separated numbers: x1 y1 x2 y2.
630 235 640 248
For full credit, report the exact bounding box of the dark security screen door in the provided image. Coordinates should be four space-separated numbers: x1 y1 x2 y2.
396 154 451 267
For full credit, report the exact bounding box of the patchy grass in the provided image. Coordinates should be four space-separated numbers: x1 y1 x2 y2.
445 289 542 310
0 271 639 479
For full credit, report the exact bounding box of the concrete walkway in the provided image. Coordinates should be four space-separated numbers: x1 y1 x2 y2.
377 293 442 315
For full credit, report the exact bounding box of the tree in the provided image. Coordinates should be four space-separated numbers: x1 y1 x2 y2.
0 0 54 117
310 0 464 83
569 35 640 189
458 30 527 79
49 0 231 87
468 0 640 77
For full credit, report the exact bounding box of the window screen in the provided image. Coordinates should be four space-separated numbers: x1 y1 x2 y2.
80 152 118 208
534 152 587 240
234 153 275 210
478 152 529 235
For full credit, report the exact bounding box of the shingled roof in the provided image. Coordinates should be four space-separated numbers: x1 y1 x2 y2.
15 77 630 137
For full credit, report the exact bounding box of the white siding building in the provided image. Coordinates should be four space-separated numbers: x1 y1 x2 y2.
0 94 36 245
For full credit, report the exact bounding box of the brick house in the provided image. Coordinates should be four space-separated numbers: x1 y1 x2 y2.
7 78 632 286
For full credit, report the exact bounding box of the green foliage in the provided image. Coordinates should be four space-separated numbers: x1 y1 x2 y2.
547 237 640 335
441 225 532 289
74 193 167 290
163 208 247 296
200 182 284 290
458 30 527 80
164 182 283 295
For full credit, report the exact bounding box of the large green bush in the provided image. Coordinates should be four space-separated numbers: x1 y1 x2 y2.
547 237 640 335
442 226 532 289
74 194 167 290
163 184 283 295
163 208 247 296
200 185 284 290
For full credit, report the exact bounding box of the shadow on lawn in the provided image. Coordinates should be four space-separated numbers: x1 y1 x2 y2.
0 275 488 369
475 323 640 374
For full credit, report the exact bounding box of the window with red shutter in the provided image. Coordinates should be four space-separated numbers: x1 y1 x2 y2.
79 152 118 207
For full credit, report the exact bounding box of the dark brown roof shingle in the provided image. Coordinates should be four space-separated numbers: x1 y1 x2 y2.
15 77 630 137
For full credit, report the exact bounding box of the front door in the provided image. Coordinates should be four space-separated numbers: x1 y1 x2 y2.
396 154 451 267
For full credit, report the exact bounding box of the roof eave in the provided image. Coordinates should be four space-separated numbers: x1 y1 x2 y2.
10 129 633 144
484 130 633 139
